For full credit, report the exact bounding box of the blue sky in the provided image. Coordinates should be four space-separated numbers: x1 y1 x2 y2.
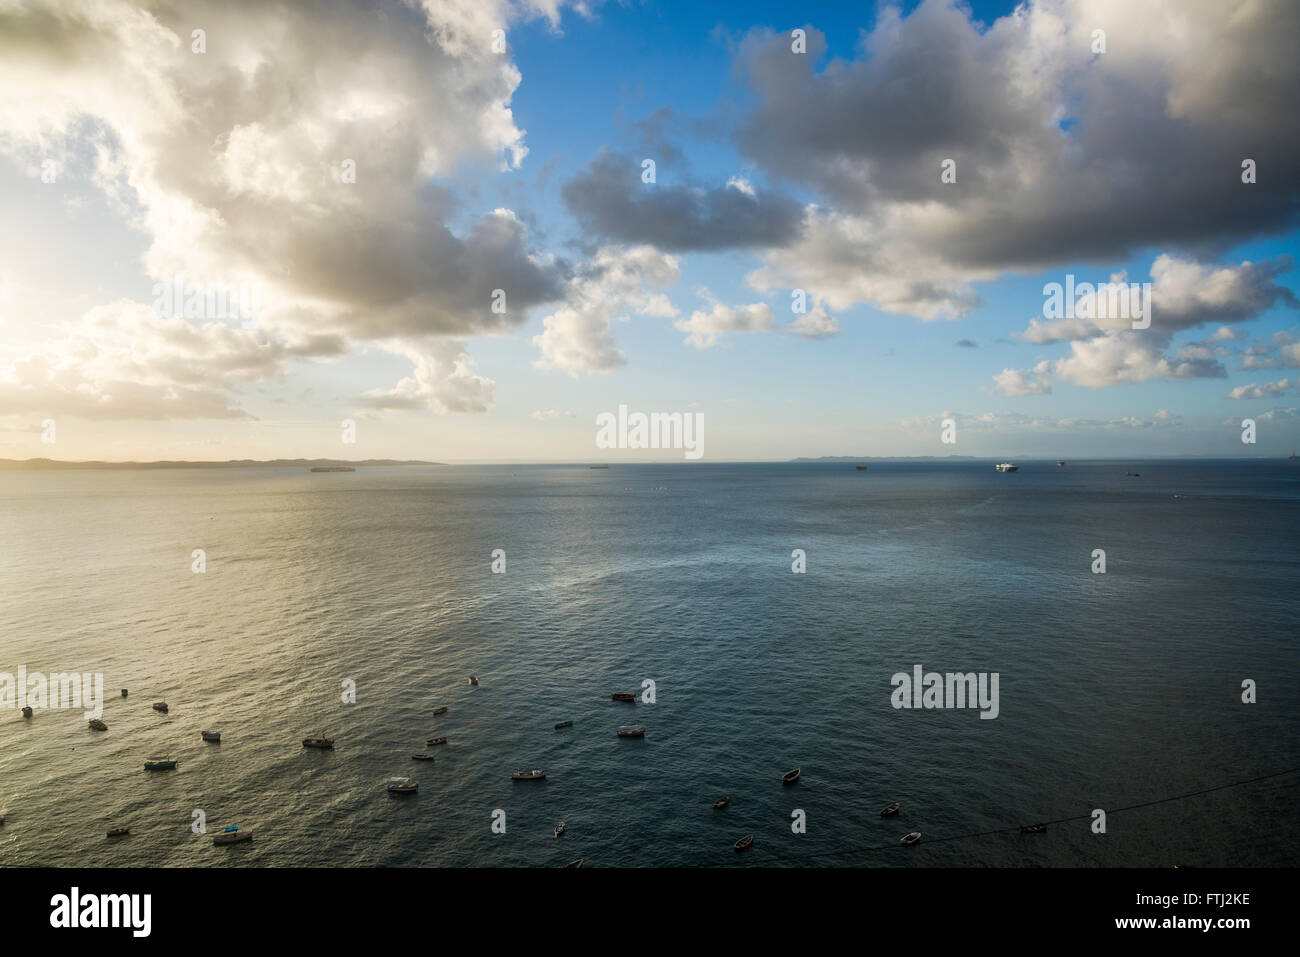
1 0 1297 461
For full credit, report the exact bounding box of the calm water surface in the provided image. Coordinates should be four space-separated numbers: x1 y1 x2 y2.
1 461 1296 866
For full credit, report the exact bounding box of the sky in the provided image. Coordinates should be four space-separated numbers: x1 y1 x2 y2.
0 0 1298 462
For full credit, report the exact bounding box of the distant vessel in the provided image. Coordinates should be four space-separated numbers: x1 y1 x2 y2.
900 831 922 846
734 834 754 852
310 466 355 472
554 721 573 730
994 463 1018 473
855 465 867 471
426 736 448 746
782 768 801 785
713 796 730 810
611 693 636 702
21 706 32 718
106 827 130 838
554 822 566 838
152 702 169 713
88 719 107 731
564 858 584 868
302 737 334 749
1290 450 1297 461
386 777 417 794
121 689 128 698
214 826 252 845
144 757 177 771
468 676 479 686
512 769 547 781
617 726 645 738
1056 461 1065 467
411 753 435 761
432 706 448 716
589 465 609 469
1126 471 1140 477
201 730 221 742
880 802 900 817
1020 823 1048 834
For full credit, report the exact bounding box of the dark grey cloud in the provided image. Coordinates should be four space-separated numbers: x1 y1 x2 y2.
735 0 1300 314
562 149 803 252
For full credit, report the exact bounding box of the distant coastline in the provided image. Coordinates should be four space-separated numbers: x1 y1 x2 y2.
0 458 442 471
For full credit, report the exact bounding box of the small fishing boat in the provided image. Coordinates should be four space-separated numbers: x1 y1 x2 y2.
21 706 32 718
106 827 130 837
426 736 448 746
900 831 921 846
512 769 546 781
88 718 107 731
554 822 566 838
1020 823 1048 834
201 730 221 742
386 776 417 794
564 858 584 868
855 464 867 471
1125 471 1140 477
468 676 479 686
1057 460 1065 467
554 720 573 730
144 756 177 771
994 462 1018 473
411 753 436 761
617 726 645 738
782 768 801 785
713 796 730 810
152 702 169 713
302 737 334 749
121 689 128 698
432 706 447 716
734 834 754 852
214 826 252 845
880 802 901 817
610 693 636 702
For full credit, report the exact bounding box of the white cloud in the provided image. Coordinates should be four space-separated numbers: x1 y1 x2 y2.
675 293 774 349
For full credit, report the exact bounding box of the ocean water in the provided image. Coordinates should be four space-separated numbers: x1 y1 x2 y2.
0 460 1296 867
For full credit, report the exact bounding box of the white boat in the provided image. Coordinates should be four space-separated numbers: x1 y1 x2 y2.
213 826 252 845
994 463 1018 473
512 769 546 781
386 776 417 794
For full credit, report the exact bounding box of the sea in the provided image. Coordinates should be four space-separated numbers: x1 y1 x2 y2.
0 460 1296 867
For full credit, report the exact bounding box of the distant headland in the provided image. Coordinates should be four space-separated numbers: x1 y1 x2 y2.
0 458 443 471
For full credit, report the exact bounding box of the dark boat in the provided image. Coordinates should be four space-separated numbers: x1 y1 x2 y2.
302 737 334 749
432 706 448 716
713 796 730 810
106 827 130 837
152 702 169 713
734 834 754 852
564 858 584 868
782 768 800 785
900 831 921 846
617 726 645 738
21 706 32 718
411 753 436 761
554 822 566 838
855 465 867 471
880 802 900 817
554 721 573 730
88 719 107 731
426 736 448 746
512 769 546 781
1057 461 1065 467
1020 823 1048 834
1125 471 1140 477
121 689 128 698
610 693 636 702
